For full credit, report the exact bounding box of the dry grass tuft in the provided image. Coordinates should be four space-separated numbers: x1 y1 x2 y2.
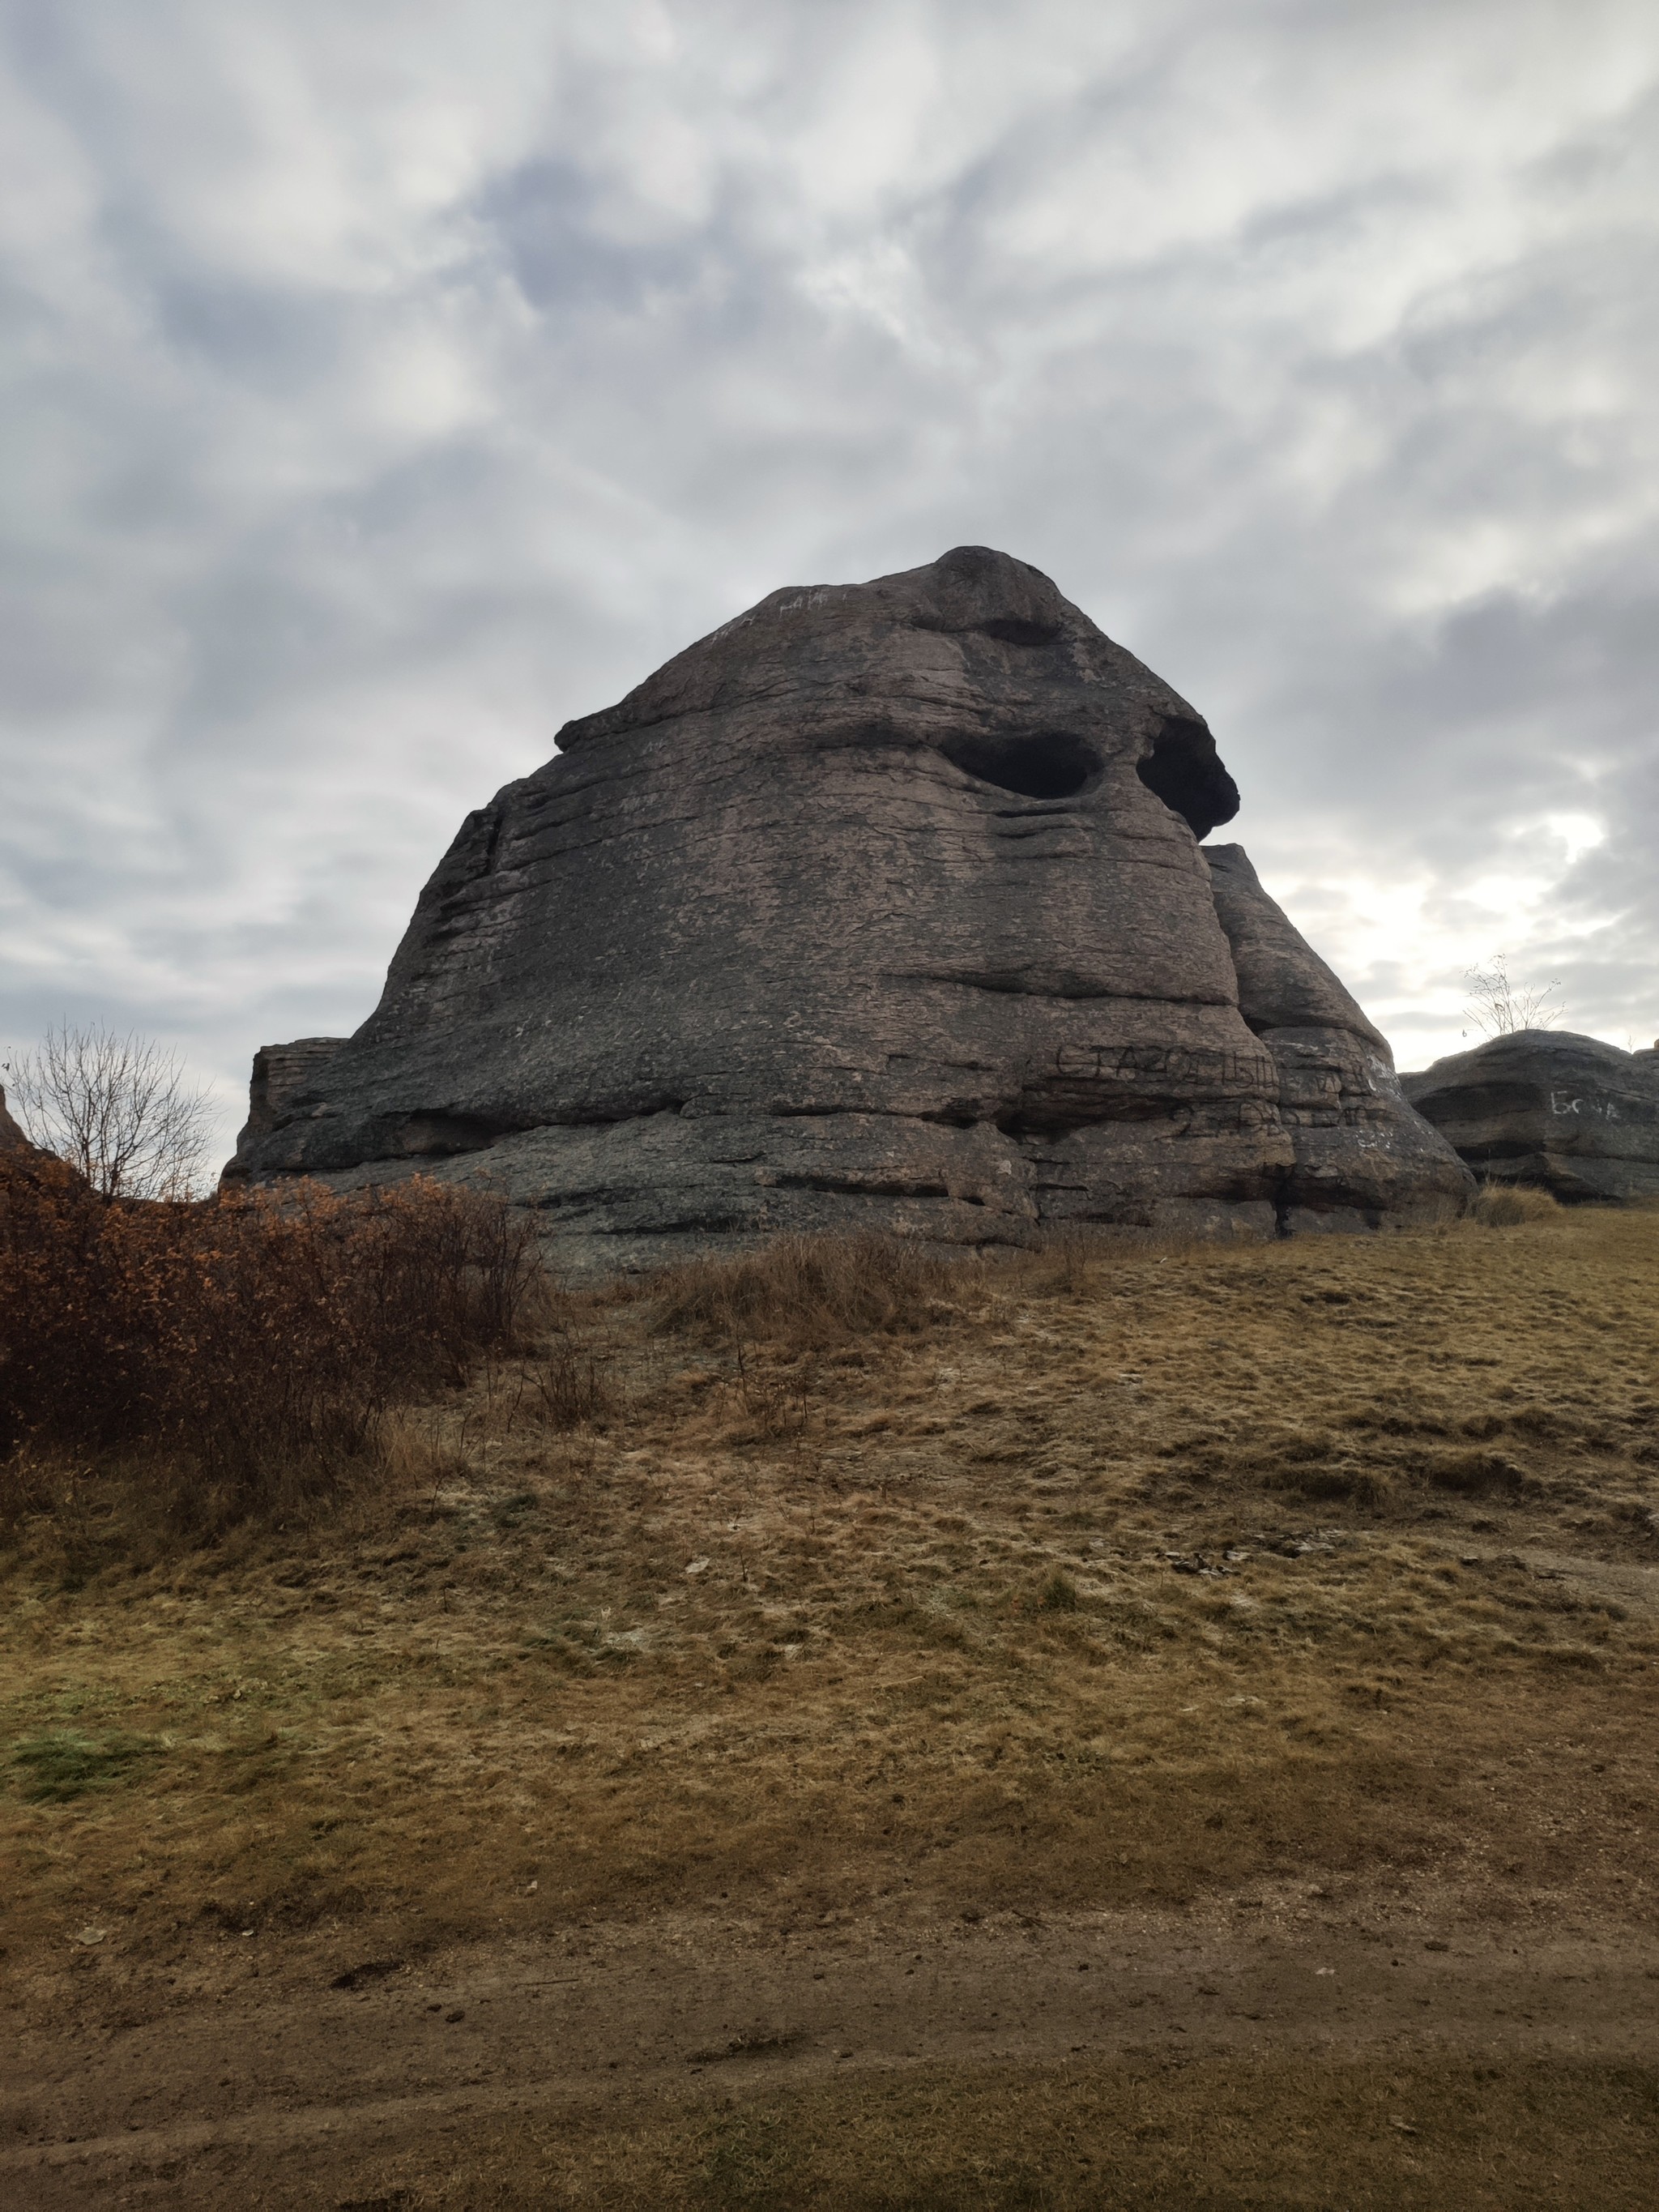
642 1231 968 1352
1472 1184 1563 1227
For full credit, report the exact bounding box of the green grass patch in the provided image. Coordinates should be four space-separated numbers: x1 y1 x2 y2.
11 1727 156 1802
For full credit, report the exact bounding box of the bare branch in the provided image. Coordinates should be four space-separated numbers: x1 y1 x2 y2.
1463 955 1564 1040
4 1025 212 1200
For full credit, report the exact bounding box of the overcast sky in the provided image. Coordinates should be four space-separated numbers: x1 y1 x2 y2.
3 0 1656 1163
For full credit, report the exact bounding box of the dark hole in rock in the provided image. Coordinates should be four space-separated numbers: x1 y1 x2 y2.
939 729 1098 801
390 1112 505 1157
977 617 1062 647
1137 715 1240 839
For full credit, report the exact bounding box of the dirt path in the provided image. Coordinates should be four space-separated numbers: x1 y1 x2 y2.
6 1900 1658 2206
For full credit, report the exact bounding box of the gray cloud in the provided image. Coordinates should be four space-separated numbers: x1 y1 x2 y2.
2 0 1656 1155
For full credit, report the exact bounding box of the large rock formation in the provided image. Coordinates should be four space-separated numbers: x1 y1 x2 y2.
227 546 1470 1270
1402 1031 1659 1202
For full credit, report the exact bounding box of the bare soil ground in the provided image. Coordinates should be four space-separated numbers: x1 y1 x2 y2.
4 1206 1658 2206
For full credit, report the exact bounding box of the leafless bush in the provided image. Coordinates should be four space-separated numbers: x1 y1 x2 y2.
1463 956 1563 1040
4 1023 213 1199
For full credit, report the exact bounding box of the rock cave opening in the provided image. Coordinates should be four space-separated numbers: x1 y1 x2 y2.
1136 715 1241 839
938 728 1099 801
976 617 1063 647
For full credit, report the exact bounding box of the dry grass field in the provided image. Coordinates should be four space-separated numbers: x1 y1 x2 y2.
4 1202 1658 2206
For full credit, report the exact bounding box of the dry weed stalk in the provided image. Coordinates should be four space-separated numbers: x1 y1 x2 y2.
535 1336 616 1431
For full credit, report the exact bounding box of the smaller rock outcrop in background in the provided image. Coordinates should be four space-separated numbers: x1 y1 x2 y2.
1401 1031 1659 1202
225 1039 346 1176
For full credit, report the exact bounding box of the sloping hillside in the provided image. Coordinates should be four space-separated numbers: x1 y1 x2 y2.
4 1206 1657 2206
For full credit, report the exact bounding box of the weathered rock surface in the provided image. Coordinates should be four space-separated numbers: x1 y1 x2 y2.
0 1083 36 1156
1401 1031 1659 1202
230 1039 346 1162
226 546 1470 1270
1206 846 1469 1236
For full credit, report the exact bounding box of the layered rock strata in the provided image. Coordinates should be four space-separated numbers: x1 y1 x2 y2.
232 1039 345 1158
1402 1031 1659 1202
1205 847 1469 1236
226 546 1470 1270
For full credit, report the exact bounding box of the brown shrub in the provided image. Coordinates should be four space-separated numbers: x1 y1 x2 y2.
0 1156 544 1534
